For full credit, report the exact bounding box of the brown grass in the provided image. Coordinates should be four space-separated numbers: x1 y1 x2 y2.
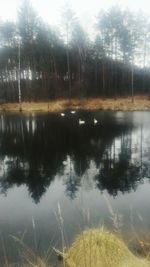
64 228 150 267
4 228 150 267
0 96 150 113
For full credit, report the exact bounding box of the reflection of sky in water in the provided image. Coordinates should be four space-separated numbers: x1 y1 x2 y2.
0 111 150 264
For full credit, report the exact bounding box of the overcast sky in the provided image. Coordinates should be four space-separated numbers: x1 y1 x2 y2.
0 0 150 28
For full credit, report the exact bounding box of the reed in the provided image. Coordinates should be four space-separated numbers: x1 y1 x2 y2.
3 202 150 267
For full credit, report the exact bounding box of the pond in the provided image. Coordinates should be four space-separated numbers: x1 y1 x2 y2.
0 111 150 265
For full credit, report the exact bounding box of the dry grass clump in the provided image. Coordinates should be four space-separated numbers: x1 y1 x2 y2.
4 259 52 267
4 228 150 267
64 228 150 267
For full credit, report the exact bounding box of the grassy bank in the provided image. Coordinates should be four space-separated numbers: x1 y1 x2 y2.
0 96 150 113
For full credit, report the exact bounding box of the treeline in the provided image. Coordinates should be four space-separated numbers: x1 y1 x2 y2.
0 0 150 102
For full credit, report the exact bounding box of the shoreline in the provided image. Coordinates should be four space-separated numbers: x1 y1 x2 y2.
0 96 150 113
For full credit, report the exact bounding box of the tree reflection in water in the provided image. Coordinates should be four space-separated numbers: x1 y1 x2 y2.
0 111 149 203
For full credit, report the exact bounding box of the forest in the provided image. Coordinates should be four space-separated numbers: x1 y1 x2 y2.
0 0 150 103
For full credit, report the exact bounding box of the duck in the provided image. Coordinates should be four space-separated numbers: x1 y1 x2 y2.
79 119 85 125
71 110 76 114
61 112 65 117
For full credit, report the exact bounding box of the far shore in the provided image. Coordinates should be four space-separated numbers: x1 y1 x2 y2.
0 96 150 113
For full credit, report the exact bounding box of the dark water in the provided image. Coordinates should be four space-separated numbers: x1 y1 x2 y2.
0 111 150 265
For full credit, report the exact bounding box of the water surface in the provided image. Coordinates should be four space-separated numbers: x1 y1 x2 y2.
0 111 150 265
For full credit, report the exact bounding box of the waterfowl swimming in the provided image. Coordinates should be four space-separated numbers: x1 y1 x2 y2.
94 118 98 124
61 113 65 117
79 119 85 125
71 110 76 114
